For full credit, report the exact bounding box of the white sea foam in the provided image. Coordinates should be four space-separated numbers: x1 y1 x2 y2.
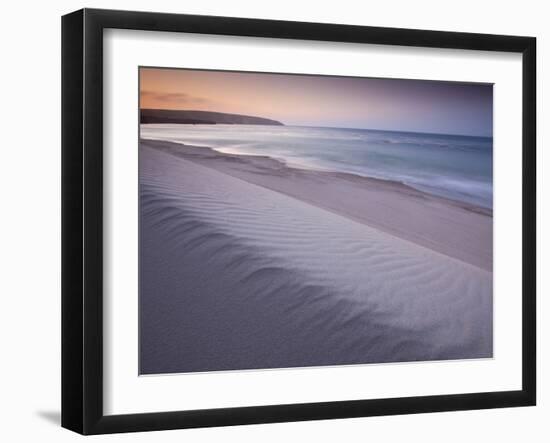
140 123 493 208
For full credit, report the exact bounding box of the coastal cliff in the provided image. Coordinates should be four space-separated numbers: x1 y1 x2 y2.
140 109 284 126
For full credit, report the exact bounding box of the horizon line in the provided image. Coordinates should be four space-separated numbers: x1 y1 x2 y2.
140 108 492 138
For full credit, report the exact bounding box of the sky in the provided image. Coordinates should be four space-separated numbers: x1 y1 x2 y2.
140 67 493 137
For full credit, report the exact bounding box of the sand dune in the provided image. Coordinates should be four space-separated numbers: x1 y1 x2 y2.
141 139 493 271
139 143 492 374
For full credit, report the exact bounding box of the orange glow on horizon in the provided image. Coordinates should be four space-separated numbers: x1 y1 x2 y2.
139 67 493 136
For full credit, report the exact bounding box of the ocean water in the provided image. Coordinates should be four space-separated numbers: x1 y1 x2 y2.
140 124 493 209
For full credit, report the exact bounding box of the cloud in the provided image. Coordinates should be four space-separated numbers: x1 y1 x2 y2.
140 90 210 104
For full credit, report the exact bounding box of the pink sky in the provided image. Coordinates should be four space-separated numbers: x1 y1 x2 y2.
140 67 493 136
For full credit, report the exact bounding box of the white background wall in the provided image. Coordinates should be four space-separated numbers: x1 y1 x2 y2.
0 0 546 441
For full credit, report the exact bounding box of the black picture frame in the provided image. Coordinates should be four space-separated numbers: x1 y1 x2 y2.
62 8 536 435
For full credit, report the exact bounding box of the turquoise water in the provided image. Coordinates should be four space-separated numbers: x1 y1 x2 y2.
141 124 493 209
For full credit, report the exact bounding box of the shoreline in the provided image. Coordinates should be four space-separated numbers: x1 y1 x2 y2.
140 138 493 271
139 143 492 373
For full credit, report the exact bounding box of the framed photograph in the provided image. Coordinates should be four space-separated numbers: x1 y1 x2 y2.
62 8 536 435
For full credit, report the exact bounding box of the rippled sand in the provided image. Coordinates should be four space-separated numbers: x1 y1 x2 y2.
139 141 492 374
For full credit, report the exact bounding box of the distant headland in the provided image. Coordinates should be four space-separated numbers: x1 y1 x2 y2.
140 109 284 126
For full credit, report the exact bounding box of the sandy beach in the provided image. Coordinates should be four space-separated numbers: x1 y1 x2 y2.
142 138 492 270
139 138 492 374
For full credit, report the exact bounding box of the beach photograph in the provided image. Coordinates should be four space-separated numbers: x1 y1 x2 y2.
138 67 493 375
